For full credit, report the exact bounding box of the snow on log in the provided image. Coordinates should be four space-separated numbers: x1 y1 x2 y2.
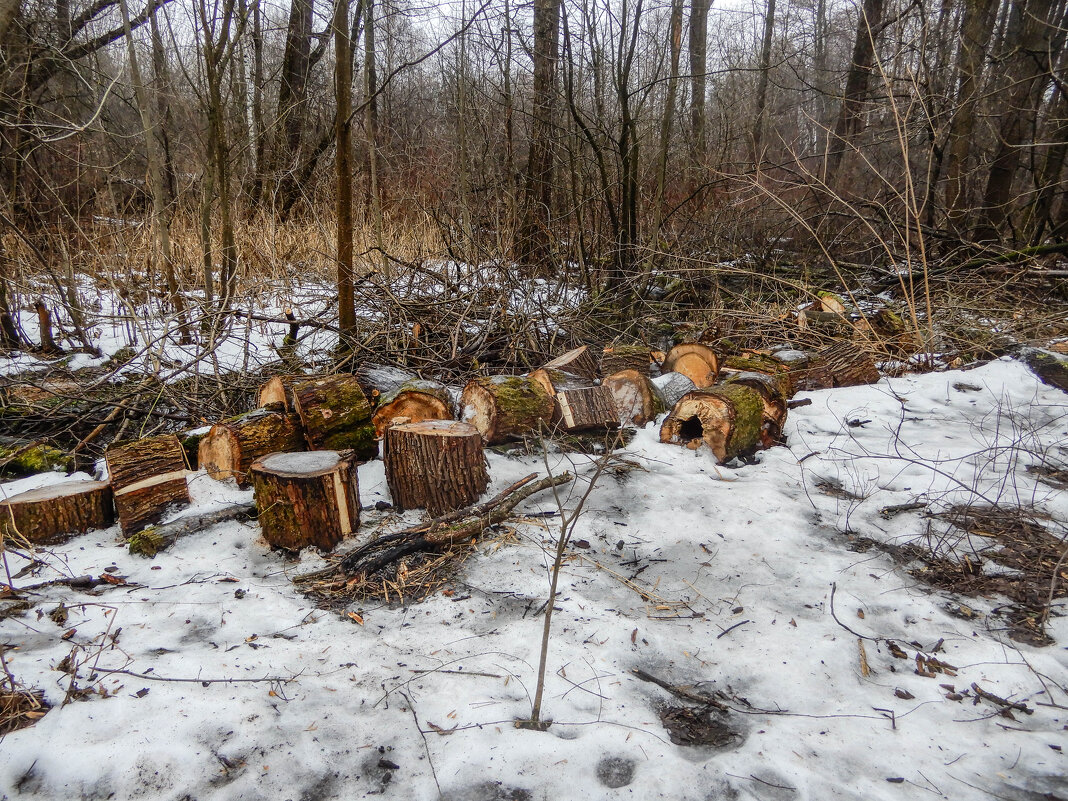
383 419 489 515
250 450 360 551
289 374 377 460
600 345 653 377
105 434 191 534
662 343 719 388
371 379 452 438
355 363 418 406
803 341 880 389
603 369 666 426
529 369 619 432
198 407 305 486
460 375 554 444
542 345 599 381
0 481 114 544
659 384 765 462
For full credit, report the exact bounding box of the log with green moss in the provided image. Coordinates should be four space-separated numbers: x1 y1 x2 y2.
199 407 305 486
600 345 653 377
460 375 554 444
1016 347 1068 393
128 502 257 557
371 379 453 437
722 371 788 443
0 441 73 478
289 374 377 460
719 353 797 397
659 384 766 462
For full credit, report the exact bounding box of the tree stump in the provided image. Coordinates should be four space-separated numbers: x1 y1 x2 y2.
199 407 305 486
660 385 765 462
460 376 554 444
663 343 719 388
603 369 667 426
383 420 489 516
722 371 789 444
600 345 652 377
803 341 880 389
256 375 304 411
250 450 360 551
0 481 114 544
371 379 453 437
289 374 377 460
528 370 619 432
542 345 599 381
106 434 191 534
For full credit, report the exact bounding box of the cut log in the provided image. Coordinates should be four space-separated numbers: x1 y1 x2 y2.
719 353 797 397
528 370 619 431
543 345 599 381
128 502 257 557
663 343 719 388
289 374 377 460
371 379 452 437
460 375 554 444
528 368 590 397
198 407 305 486
651 371 698 409
603 369 667 426
113 471 190 535
659 385 765 462
384 419 489 516
355 363 418 406
0 481 114 544
804 341 880 390
256 374 304 411
722 371 788 444
600 345 653 377
250 450 360 551
105 434 188 492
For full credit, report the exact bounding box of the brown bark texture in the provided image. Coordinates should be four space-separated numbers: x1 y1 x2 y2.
384 419 489 516
105 433 188 491
199 407 305 486
659 384 765 462
803 341 880 389
600 345 652 376
542 345 599 381
290 374 377 459
113 471 190 535
460 375 555 444
371 379 452 437
0 481 114 544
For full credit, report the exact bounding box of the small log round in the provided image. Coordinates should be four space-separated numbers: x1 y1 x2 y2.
384 420 489 516
199 407 305 486
105 434 188 492
528 370 619 431
0 481 114 544
113 471 190 535
722 371 789 443
250 450 360 552
719 353 796 397
663 343 719 388
600 345 652 377
650 371 697 409
542 345 599 382
289 374 377 460
659 385 765 463
460 375 554 444
603 369 666 427
371 379 452 438
256 375 304 411
803 341 880 390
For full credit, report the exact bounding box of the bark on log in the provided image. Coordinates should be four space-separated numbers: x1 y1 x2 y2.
803 341 880 389
659 385 765 462
722 371 788 444
290 374 377 460
105 434 188 491
600 345 653 377
663 343 719 388
383 419 489 515
528 370 619 431
1015 347 1068 392
250 450 360 551
198 407 305 486
127 502 257 557
719 353 797 397
355 363 418 406
603 369 667 426
0 481 114 544
113 471 190 535
256 375 304 411
542 345 599 381
651 371 697 408
460 375 554 444
371 379 452 437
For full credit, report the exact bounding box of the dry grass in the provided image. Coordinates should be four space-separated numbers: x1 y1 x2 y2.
0 687 49 735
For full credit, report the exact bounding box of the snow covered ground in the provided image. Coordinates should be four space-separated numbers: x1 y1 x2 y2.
1 359 1066 801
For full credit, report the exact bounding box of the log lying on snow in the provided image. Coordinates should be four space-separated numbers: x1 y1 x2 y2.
603 370 666 426
289 374 377 460
0 439 74 478
722 371 788 444
660 384 766 462
384 420 489 515
250 450 360 551
529 369 619 432
105 434 190 535
460 375 554 444
600 345 653 377
803 341 880 389
651 371 698 408
0 481 114 544
543 345 599 382
128 502 257 557
663 343 719 388
199 407 304 486
371 379 452 437
1015 347 1068 393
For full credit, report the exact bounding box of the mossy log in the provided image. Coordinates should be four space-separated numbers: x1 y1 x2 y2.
542 345 599 381
663 343 719 388
0 442 74 478
128 502 257 557
528 370 619 431
1016 347 1068 392
384 420 489 515
804 341 880 389
603 369 667 426
256 375 304 411
105 434 188 491
0 481 113 544
371 379 452 437
199 407 305 486
290 374 377 460
719 353 797 397
722 371 789 444
460 375 554 444
854 308 922 355
355 363 418 406
600 345 653 377
659 384 765 462
250 450 360 551
113 471 190 535
650 371 697 409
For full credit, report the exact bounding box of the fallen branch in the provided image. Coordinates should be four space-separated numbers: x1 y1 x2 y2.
128 503 257 557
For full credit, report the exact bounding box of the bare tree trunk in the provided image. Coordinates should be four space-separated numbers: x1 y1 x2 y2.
751 0 777 165
364 0 385 273
335 0 356 335
1025 81 1068 243
273 0 314 212
688 0 711 167
653 0 683 234
149 10 177 206
249 0 266 202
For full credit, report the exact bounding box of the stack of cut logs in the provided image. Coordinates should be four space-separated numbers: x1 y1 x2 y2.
0 341 880 551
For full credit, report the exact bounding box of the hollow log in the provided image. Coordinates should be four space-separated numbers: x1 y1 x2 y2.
0 481 114 544
355 363 418 406
722 372 788 444
803 341 880 390
371 379 452 437
600 345 653 377
290 374 377 460
603 369 666 426
384 420 489 516
113 471 190 535
105 434 188 492
199 407 305 486
528 370 619 431
460 375 554 444
250 450 360 551
650 371 698 409
256 375 304 411
543 345 599 381
663 343 719 388
659 385 765 462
